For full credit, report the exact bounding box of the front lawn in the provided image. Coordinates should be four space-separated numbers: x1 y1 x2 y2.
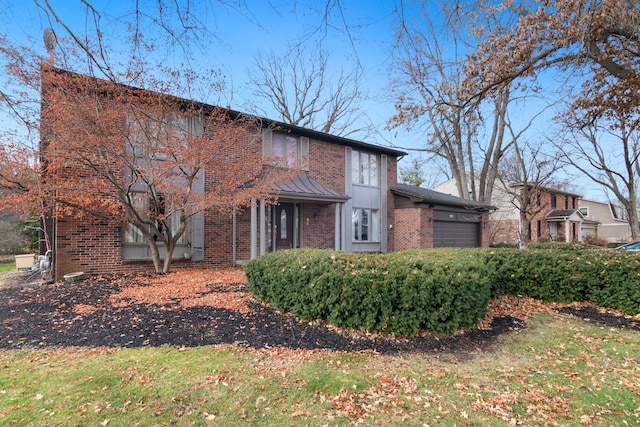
0 264 14 273
1 314 638 426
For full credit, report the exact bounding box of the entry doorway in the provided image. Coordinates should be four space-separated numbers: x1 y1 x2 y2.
269 203 300 251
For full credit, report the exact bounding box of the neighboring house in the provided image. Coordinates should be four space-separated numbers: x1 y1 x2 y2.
579 199 631 242
40 70 408 279
433 177 518 244
391 184 496 249
433 176 593 244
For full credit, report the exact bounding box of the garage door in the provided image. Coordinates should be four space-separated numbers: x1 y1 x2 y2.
434 221 480 248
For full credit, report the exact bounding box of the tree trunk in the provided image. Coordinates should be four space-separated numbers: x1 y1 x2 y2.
147 238 164 274
626 199 640 240
519 214 531 250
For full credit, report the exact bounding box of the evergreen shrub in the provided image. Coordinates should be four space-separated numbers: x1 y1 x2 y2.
245 248 491 336
485 248 640 315
246 247 640 337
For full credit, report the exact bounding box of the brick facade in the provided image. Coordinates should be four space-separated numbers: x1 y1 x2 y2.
488 187 582 245
394 207 433 250
46 81 402 278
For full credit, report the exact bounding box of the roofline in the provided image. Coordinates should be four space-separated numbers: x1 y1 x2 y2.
391 186 497 212
46 67 407 158
275 191 351 203
509 182 582 198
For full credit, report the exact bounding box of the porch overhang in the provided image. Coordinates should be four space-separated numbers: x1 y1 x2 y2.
271 172 350 203
546 209 584 222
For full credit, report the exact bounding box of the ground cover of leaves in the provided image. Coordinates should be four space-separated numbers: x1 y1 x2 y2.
1 268 638 355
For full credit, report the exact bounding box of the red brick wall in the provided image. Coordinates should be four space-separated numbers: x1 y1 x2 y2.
394 207 433 250
50 125 400 277
302 203 336 249
490 218 520 245
307 139 345 193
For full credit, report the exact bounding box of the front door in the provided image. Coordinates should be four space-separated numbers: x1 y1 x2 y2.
275 203 295 250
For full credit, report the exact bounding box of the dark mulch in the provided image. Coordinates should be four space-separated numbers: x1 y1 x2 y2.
0 273 637 356
555 305 640 330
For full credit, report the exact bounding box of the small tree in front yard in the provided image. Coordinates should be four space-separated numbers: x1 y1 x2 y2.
1 38 288 274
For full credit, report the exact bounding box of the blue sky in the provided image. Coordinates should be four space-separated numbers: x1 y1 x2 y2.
0 0 410 142
0 0 612 201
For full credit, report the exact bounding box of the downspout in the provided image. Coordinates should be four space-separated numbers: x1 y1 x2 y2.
335 202 341 250
250 198 257 259
259 199 266 255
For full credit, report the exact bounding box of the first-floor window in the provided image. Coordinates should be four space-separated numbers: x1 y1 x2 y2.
352 208 379 242
124 193 186 244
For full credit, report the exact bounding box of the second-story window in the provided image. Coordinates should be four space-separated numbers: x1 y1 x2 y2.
272 133 298 167
263 130 309 170
352 150 379 187
551 193 557 208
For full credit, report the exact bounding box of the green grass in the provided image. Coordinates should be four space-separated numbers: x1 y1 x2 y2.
0 264 15 273
1 314 639 426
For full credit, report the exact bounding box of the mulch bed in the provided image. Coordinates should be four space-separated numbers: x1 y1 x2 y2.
0 269 638 356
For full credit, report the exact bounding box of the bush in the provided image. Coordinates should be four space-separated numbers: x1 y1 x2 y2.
246 247 640 338
485 248 640 315
246 249 491 336
583 234 608 248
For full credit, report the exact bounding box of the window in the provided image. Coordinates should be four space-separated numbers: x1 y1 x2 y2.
124 193 186 244
579 207 588 217
551 193 557 208
128 114 198 161
352 150 379 187
352 208 379 242
537 220 542 238
280 209 287 239
272 133 298 167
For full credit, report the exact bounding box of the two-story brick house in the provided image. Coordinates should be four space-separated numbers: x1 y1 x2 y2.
40 69 406 279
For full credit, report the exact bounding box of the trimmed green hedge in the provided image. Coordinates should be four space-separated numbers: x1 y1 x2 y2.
246 247 640 338
245 249 491 336
485 248 640 315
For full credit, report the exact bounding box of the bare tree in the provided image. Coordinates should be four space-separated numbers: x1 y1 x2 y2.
554 103 640 240
499 139 560 250
246 45 367 137
389 3 515 204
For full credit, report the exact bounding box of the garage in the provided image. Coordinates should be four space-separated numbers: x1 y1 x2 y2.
392 184 495 249
433 218 480 247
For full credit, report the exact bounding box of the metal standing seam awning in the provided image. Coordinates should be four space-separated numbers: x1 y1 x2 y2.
244 172 350 262
270 171 350 203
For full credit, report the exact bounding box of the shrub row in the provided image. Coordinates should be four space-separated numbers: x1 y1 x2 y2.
245 249 491 336
245 247 640 337
486 248 640 315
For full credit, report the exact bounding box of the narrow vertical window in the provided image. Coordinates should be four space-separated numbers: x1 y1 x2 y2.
280 209 287 239
351 150 379 187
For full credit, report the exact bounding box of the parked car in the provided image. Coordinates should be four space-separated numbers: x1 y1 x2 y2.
614 241 640 251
